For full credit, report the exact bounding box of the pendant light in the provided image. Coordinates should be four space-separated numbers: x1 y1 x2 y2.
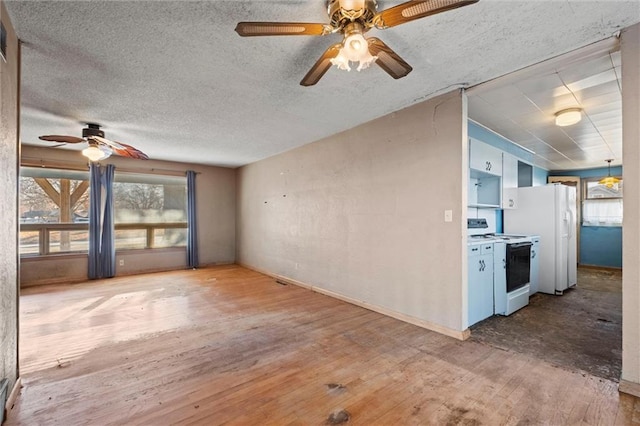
598 159 620 188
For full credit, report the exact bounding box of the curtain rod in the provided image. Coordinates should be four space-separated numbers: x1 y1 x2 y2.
21 157 199 176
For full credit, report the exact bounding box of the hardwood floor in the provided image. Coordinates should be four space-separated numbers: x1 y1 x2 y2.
7 265 640 425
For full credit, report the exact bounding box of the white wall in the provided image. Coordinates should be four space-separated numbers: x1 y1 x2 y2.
621 22 640 396
0 0 20 399
20 145 236 286
237 90 469 337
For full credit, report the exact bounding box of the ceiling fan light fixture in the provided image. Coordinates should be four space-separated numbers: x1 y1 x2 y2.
555 108 582 126
330 29 377 72
82 144 111 162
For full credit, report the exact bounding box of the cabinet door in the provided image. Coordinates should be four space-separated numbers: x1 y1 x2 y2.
493 242 507 315
468 253 494 327
529 238 540 294
501 153 518 209
470 138 503 176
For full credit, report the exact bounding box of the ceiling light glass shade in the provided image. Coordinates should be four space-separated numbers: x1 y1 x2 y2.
555 108 582 126
330 33 377 72
598 176 620 188
82 145 112 162
330 51 351 71
599 159 620 188
338 0 365 10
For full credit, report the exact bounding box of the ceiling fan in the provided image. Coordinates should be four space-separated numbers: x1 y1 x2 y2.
235 0 479 86
39 123 149 162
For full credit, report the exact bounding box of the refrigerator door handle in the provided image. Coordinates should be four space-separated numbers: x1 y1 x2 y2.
567 210 574 238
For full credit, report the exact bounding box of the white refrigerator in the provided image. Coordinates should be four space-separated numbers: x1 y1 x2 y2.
504 183 577 295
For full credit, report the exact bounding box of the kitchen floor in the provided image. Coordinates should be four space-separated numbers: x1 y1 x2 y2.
470 267 622 382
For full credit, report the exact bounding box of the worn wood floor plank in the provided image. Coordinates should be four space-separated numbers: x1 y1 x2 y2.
6 265 640 425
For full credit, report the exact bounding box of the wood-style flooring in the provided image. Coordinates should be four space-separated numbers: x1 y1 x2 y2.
7 265 640 425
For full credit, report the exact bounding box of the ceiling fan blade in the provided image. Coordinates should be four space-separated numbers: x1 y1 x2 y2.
39 135 85 144
93 136 149 160
373 0 479 29
235 22 332 37
367 38 413 79
300 44 342 87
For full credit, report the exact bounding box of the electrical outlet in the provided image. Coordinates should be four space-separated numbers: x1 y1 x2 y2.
119 259 125 266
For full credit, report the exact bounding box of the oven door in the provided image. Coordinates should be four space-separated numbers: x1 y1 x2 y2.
506 242 532 292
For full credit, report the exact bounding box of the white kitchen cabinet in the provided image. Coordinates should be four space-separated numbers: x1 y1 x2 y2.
502 154 518 209
529 236 541 294
467 242 494 327
470 138 503 177
502 153 518 209
493 242 507 315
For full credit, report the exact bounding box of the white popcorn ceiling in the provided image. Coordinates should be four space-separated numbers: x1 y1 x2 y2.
5 0 639 168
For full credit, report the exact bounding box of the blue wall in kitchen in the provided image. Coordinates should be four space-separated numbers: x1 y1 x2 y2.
551 166 623 268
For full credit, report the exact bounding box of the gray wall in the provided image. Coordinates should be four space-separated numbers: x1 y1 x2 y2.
20 145 236 286
237 90 469 336
0 0 20 397
622 22 640 395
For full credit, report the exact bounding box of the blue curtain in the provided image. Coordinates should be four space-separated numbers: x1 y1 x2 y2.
88 164 102 279
187 170 199 268
88 163 116 279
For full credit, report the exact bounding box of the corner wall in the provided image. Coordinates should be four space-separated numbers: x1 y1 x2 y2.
20 145 236 286
621 22 640 396
237 90 468 336
0 0 20 400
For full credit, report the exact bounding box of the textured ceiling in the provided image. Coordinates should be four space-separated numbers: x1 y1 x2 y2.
6 1 640 168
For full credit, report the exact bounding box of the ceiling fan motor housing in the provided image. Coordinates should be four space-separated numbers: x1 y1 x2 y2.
82 123 105 139
327 0 378 28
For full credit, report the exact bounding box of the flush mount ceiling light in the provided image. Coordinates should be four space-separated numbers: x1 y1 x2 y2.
555 108 582 126
598 159 621 188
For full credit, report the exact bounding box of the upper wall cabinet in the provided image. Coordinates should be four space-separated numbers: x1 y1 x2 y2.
502 153 518 209
469 138 503 176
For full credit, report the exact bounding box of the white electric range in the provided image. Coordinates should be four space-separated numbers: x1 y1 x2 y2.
467 219 533 317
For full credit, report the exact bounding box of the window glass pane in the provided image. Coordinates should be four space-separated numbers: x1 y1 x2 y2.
49 230 90 253
154 228 187 248
115 229 148 250
20 231 40 255
585 179 623 199
20 167 91 255
113 174 187 224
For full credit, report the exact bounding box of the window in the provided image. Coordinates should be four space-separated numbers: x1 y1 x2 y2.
20 167 91 255
19 167 188 255
113 173 187 250
582 177 623 227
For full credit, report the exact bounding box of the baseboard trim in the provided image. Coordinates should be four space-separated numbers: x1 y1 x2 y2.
619 379 640 398
6 377 21 411
579 264 622 272
239 263 470 341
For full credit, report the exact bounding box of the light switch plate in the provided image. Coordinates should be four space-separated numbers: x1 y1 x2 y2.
444 210 453 222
